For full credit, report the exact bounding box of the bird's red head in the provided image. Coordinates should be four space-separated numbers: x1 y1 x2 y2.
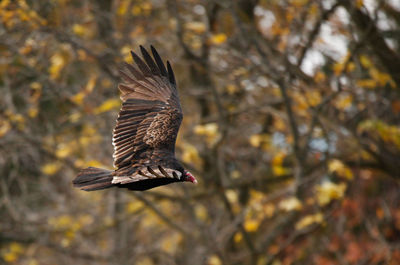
184 170 197 184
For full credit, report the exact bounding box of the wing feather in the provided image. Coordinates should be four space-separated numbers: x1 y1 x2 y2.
130 51 152 76
167 61 176 86
123 62 144 79
140 46 160 75
119 70 137 83
112 46 183 184
151 45 168 77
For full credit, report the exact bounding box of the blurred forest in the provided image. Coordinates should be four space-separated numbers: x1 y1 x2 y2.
1 0 400 264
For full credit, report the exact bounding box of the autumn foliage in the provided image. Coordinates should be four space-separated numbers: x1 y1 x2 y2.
1 0 400 264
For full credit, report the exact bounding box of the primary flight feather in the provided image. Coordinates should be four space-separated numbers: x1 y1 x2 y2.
73 46 197 191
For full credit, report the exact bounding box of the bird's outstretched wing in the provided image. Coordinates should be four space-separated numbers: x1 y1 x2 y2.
111 46 183 184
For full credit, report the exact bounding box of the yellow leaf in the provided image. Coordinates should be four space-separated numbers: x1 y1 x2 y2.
271 260 282 265
369 68 395 87
279 196 303 212
181 142 202 168
332 62 344 76
121 45 133 63
61 238 71 247
79 214 94 226
28 259 38 265
41 162 61 175
141 2 152 14
126 201 144 213
194 123 220 146
194 123 218 136
73 159 85 168
85 75 97 93
249 134 261 147
101 78 113 88
234 232 242 243
5 111 25 128
82 124 96 136
49 52 66 80
346 62 356 72
195 204 208 221
273 118 286 131
328 159 345 172
232 67 248 77
291 0 308 7
0 0 11 10
360 55 372 68
48 215 74 230
185 21 206 34
86 160 104 167
79 132 101 146
335 93 353 110
209 33 227 45
94 98 120 114
314 71 326 82
271 23 289 36
328 159 353 180
70 76 97 105
28 107 38 118
356 79 376 88
226 84 238 95
249 134 269 148
295 212 324 230
225 189 238 204
103 216 115 227
244 218 260 232
0 119 11 137
272 165 289 176
71 91 85 105
230 170 241 179
272 151 286 166
263 203 275 217
117 0 130 16
131 5 141 15
65 230 75 240
68 112 81 123
309 3 319 16
131 2 152 16
55 143 74 158
72 24 86 37
74 159 106 169
161 233 181 254
316 181 347 206
305 90 321 107
2 252 17 263
249 189 264 202
9 243 23 254
30 81 42 92
358 120 400 149
208 255 222 265
185 34 202 50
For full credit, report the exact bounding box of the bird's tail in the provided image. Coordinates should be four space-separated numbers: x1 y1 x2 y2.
73 167 114 191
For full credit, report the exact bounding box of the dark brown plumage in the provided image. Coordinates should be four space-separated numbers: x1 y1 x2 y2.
73 46 197 191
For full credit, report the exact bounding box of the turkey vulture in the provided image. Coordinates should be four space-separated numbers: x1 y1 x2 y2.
73 46 197 191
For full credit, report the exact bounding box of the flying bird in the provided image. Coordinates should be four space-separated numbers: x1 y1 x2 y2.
73 46 197 191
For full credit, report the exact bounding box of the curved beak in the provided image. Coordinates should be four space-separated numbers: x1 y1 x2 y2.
188 175 198 184
185 171 198 184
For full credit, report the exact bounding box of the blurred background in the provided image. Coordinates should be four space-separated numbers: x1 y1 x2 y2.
1 0 400 264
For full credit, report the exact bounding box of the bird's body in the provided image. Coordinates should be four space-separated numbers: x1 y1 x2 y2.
73 46 197 191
